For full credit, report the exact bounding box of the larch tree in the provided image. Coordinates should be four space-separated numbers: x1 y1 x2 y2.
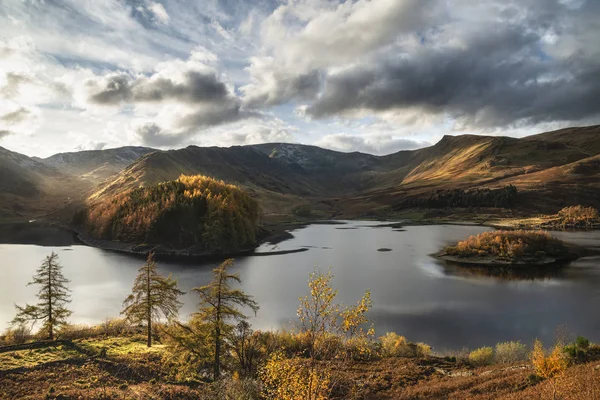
194 258 259 381
121 252 184 347
12 252 72 340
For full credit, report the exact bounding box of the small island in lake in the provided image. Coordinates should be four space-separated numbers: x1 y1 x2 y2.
440 230 577 266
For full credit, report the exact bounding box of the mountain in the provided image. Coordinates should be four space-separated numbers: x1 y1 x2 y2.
2 125 599 222
85 125 600 219
0 146 87 220
0 146 155 220
39 146 155 183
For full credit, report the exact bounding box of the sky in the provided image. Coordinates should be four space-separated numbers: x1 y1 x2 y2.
0 0 599 158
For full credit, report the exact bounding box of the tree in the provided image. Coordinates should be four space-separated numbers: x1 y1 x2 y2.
194 258 259 380
121 252 184 347
12 252 72 340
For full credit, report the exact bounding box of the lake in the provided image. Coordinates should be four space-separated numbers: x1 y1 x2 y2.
1 221 599 352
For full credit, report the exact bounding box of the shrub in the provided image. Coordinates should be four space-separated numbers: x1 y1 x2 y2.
344 336 378 361
531 340 568 379
557 205 599 226
379 333 430 358
416 342 432 358
495 341 528 364
380 333 411 357
564 336 591 362
260 352 331 400
2 325 32 345
468 347 495 366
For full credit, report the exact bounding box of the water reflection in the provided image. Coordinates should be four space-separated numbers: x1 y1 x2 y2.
1 222 599 352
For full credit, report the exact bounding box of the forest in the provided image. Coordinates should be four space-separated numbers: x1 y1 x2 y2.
76 175 260 253
403 185 518 209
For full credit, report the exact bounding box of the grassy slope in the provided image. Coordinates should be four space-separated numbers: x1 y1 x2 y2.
3 125 600 222
0 335 598 399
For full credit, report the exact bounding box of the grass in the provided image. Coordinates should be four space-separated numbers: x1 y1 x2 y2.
0 345 84 370
1 332 599 399
76 335 166 358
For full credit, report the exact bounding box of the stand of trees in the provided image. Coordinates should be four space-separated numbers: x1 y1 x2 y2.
405 185 518 209
77 174 260 253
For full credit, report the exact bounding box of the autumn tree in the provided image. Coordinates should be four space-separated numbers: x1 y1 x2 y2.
121 252 184 347
263 269 374 399
12 252 72 340
194 258 259 380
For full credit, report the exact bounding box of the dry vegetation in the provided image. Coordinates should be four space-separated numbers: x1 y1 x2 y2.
444 230 571 262
492 205 600 230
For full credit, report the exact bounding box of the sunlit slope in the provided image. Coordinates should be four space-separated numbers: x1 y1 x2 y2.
77 124 600 217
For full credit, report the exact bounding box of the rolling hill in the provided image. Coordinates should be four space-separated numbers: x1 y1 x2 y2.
0 146 155 220
1 125 599 223
85 125 600 219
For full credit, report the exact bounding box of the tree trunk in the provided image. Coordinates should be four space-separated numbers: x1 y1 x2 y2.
48 263 53 341
214 326 220 380
147 266 152 347
147 316 152 347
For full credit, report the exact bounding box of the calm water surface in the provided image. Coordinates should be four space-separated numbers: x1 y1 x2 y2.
1 222 599 351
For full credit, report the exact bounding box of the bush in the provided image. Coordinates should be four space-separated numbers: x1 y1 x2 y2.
557 205 599 226
416 342 432 358
379 333 430 358
260 352 331 400
344 336 378 361
531 340 568 379
495 341 528 364
564 336 590 362
2 325 32 345
468 347 495 366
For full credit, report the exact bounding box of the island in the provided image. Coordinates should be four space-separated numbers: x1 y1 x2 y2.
439 230 577 266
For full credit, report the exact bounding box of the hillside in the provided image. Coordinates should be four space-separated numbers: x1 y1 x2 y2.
0 146 155 221
39 146 155 183
0 147 90 220
79 174 260 253
85 125 600 219
1 125 599 223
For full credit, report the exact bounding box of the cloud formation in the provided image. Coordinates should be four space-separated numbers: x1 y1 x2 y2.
1 0 600 156
316 134 429 155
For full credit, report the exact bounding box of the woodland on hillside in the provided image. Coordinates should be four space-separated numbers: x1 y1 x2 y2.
404 185 518 209
76 175 260 253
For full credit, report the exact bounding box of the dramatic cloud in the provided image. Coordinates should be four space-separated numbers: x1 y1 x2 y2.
88 70 232 105
0 130 11 140
135 123 188 147
1 0 600 157
306 1 600 128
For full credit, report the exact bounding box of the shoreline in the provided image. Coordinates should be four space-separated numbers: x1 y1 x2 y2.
1 216 598 262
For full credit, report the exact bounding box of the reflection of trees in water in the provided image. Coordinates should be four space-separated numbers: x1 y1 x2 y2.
440 261 566 281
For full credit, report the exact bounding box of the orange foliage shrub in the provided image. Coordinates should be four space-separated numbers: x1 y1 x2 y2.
557 205 599 226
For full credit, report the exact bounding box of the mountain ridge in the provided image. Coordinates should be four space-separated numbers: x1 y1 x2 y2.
1 125 599 221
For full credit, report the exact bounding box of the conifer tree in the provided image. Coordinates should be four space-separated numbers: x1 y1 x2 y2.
194 258 259 380
12 252 72 340
121 252 184 347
